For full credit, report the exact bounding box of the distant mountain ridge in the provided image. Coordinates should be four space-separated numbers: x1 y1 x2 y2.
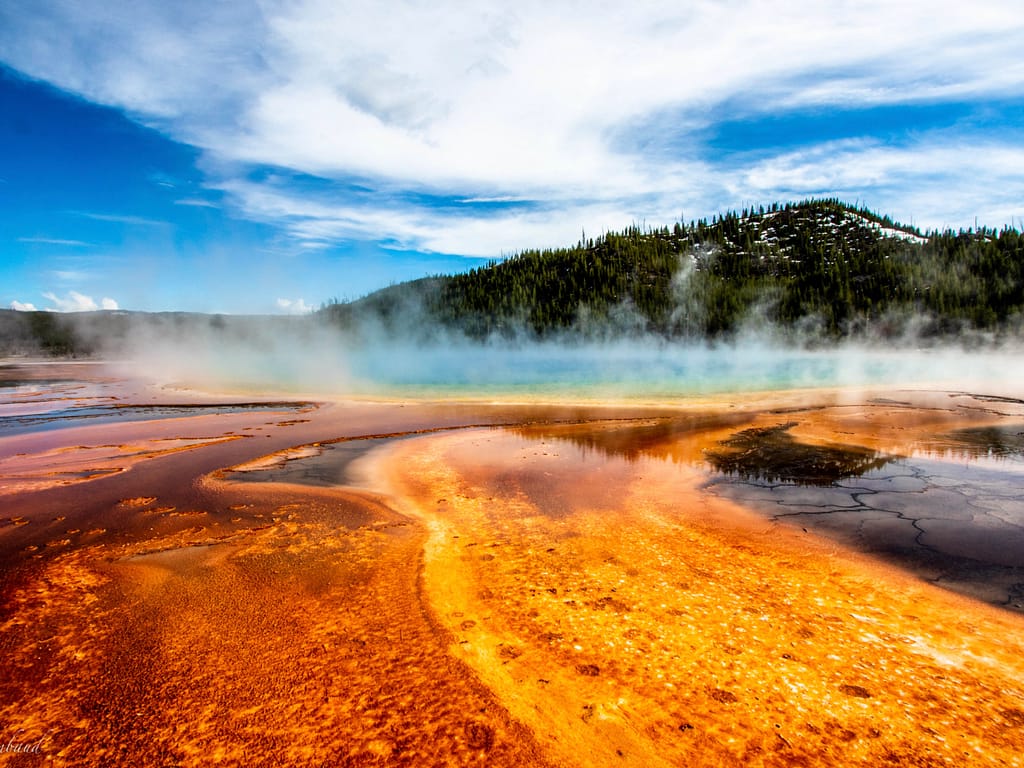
4 199 1023 357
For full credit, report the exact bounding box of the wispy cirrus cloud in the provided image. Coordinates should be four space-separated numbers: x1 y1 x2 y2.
50 269 92 281
174 197 219 208
18 236 91 246
2 0 1023 262
74 211 168 227
216 176 652 257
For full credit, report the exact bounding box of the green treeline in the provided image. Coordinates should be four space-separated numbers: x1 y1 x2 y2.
370 199 1024 341
430 224 680 336
0 309 85 356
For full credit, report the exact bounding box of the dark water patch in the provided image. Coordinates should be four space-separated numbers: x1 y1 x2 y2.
953 392 1024 406
704 422 895 486
868 397 914 406
937 424 1024 460
0 361 111 385
0 377 76 390
225 437 397 488
709 456 1024 613
224 421 533 488
507 412 753 463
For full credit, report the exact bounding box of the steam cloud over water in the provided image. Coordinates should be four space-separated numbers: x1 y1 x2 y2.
100 313 1024 399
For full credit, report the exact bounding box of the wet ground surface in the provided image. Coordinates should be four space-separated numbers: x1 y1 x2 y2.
702 415 1024 612
0 362 314 436
224 437 435 490
377 425 1024 768
476 395 1024 614
0 365 668 766
709 457 1024 611
703 422 896 485
2 365 1024 766
210 393 1024 612
0 401 316 436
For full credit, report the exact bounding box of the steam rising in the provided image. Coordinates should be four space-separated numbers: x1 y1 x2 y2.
85 309 1024 401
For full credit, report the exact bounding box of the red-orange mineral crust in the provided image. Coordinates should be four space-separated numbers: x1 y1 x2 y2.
1 369 1023 766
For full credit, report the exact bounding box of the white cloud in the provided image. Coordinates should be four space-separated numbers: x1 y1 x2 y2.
9 300 37 311
41 290 119 312
735 139 1024 230
51 270 92 282
75 212 168 227
43 290 97 311
18 237 91 246
174 198 219 208
275 297 313 314
2 0 1023 254
219 176 665 256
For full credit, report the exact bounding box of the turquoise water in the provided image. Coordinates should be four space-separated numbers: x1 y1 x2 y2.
124 334 1024 400
335 342 1024 400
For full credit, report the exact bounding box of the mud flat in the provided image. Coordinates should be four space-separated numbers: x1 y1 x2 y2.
1 363 1023 766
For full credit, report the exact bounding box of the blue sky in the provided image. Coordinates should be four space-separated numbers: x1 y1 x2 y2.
2 1 1023 314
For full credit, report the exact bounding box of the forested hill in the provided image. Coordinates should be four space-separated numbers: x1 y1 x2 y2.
325 198 1024 341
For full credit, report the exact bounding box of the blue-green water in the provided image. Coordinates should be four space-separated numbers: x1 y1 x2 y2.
120 334 1024 400
335 342 1024 400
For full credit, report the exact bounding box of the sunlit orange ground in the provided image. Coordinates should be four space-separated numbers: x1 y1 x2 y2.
2 366 1023 766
